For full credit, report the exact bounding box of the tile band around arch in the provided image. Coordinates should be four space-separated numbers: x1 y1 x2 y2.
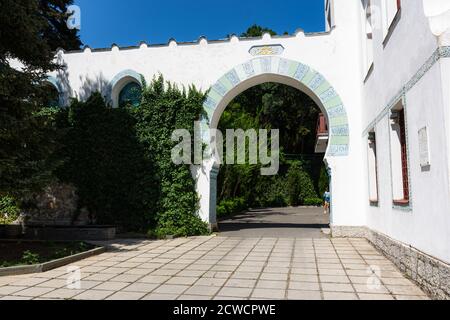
202 57 350 157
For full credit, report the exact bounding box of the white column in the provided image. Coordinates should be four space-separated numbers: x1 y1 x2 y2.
191 160 219 231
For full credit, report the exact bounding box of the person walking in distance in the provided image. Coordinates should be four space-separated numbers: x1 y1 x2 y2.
323 189 331 215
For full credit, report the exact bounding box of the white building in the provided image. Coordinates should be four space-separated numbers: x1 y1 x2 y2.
45 0 450 299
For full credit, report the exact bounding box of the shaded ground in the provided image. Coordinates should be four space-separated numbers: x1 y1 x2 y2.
218 207 330 238
0 237 429 300
0 241 95 268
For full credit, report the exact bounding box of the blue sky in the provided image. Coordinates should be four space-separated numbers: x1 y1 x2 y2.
74 0 325 48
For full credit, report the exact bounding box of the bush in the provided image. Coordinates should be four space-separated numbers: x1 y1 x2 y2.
303 198 324 207
0 195 20 224
218 160 323 210
217 198 247 218
253 176 288 208
298 171 318 203
286 162 302 206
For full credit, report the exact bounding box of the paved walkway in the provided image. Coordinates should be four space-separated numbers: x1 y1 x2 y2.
218 207 330 238
0 236 429 300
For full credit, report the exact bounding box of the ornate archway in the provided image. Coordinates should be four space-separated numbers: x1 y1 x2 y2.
196 57 350 230
202 57 349 156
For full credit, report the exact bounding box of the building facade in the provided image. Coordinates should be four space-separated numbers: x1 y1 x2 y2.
358 0 450 299
42 0 450 298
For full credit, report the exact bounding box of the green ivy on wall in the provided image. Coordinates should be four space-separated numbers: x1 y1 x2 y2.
55 76 210 237
133 75 209 237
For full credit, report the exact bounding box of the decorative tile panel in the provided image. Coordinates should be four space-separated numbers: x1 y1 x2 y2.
212 82 228 96
242 61 256 78
249 45 284 56
319 87 337 103
293 64 310 82
260 57 272 73
225 70 241 87
278 58 290 76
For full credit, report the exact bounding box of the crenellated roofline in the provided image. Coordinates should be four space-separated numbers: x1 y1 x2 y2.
55 27 336 55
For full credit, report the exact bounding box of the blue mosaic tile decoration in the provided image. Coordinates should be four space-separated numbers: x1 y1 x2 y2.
202 57 350 157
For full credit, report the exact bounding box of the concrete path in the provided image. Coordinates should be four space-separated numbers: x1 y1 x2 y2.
0 236 429 300
218 207 330 238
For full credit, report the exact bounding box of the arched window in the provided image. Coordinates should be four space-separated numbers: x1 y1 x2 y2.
43 82 60 107
118 82 142 107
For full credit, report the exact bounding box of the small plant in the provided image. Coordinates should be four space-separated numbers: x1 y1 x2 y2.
51 241 91 259
21 251 40 265
0 195 20 225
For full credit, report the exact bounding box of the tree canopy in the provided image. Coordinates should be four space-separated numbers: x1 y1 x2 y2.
0 0 82 199
241 24 277 37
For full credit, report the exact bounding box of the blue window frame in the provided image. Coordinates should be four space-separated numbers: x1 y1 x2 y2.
119 82 142 107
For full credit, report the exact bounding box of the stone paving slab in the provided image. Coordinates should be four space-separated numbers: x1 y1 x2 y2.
0 236 430 300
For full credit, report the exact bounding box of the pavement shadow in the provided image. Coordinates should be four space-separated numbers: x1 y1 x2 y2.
218 222 330 232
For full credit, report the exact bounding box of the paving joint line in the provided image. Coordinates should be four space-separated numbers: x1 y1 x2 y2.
248 238 280 300
210 237 263 300
147 236 229 300
347 239 397 300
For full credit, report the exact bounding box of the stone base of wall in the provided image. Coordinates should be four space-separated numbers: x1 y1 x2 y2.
210 223 219 233
330 226 369 238
331 226 450 300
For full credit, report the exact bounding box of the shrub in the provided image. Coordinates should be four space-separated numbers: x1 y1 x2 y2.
253 176 288 208
303 198 324 207
219 160 322 210
0 195 20 224
298 171 318 203
287 162 302 206
216 204 227 218
217 197 247 218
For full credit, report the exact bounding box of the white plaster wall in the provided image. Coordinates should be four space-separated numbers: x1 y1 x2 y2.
329 0 366 227
363 0 438 125
363 0 450 263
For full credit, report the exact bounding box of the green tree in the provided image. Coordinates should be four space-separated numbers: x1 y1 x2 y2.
217 82 322 208
39 0 83 51
0 0 81 200
241 25 277 37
